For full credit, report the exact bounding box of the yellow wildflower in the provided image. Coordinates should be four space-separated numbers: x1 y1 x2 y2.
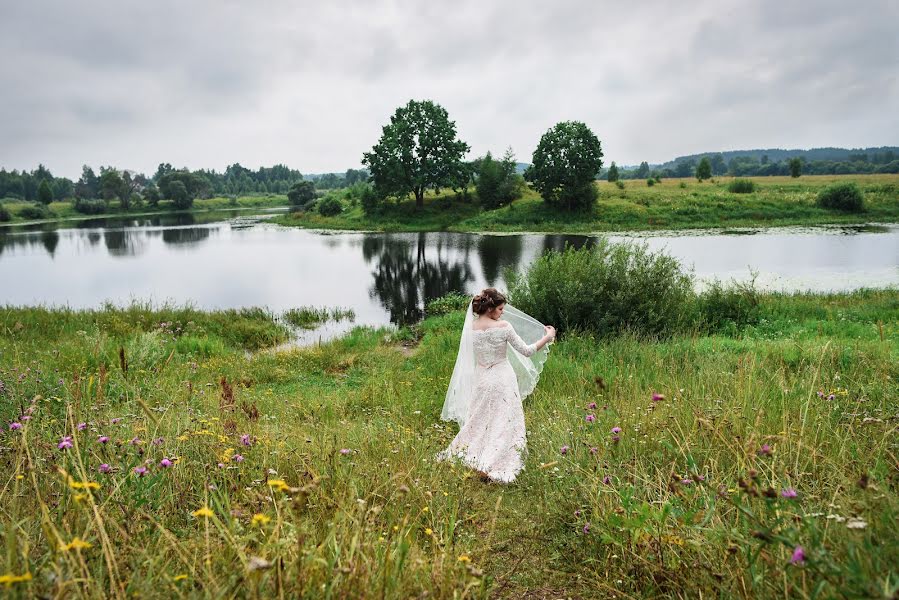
0 572 32 586
192 507 214 518
267 479 290 492
73 493 88 502
177 435 189 441
457 555 471 563
61 538 92 551
173 574 188 582
421 506 429 513
425 528 433 536
68 479 100 490
220 448 235 463
251 514 271 526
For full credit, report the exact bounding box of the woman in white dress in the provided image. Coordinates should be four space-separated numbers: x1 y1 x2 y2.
438 288 555 483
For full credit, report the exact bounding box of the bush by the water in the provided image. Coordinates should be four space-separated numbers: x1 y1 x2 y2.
816 182 865 212
507 241 696 337
17 203 52 220
73 197 108 215
0 203 11 222
317 196 343 217
698 277 761 333
425 292 471 316
727 179 757 193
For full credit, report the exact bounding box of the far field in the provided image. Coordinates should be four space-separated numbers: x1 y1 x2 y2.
275 174 899 233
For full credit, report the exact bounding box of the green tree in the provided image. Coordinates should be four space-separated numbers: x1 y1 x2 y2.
287 180 316 208
99 168 124 201
525 121 604 210
635 161 650 179
75 165 99 199
476 148 523 210
607 162 620 182
695 157 712 181
144 184 161 206
37 180 53 205
168 180 191 209
362 99 470 209
789 157 802 178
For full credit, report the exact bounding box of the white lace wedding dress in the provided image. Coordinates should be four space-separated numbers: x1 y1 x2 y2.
438 321 539 483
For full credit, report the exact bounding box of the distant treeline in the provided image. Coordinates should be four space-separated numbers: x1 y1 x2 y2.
611 147 899 179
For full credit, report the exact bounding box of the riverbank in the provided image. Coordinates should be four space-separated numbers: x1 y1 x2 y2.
1 289 896 597
0 195 289 227
274 174 899 233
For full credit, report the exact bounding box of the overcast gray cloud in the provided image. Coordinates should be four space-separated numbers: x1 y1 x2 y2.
1 0 896 178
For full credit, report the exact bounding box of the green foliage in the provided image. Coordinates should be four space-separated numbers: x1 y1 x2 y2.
695 157 712 181
283 306 355 329
73 197 109 215
168 180 192 210
678 181 688 189
37 179 53 205
646 178 655 187
607 162 620 182
362 99 470 208
158 170 209 206
287 180 316 208
817 182 865 212
727 179 757 193
317 195 343 217
425 292 471 316
698 277 761 333
507 241 697 337
17 203 52 220
476 149 524 210
360 184 383 215
0 203 11 222
144 184 160 206
789 157 802 178
615 180 625 190
525 121 604 210
635 161 650 179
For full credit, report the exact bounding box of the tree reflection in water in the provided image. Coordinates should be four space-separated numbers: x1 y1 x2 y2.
477 234 523 284
363 232 475 325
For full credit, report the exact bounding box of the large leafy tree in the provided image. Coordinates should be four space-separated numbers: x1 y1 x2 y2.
789 157 802 178
287 180 316 208
695 157 712 181
525 121 604 210
607 162 620 182
363 100 470 209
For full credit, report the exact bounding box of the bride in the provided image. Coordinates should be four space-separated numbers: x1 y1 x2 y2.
438 288 555 483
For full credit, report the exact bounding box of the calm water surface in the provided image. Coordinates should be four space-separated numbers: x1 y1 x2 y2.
2 214 897 332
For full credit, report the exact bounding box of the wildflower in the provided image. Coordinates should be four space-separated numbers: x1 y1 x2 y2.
233 454 244 463
192 506 214 518
583 522 590 534
240 434 252 446
340 448 351 455
457 555 471 563
585 414 595 423
58 436 74 450
681 479 693 485
696 475 706 482
68 479 100 490
560 445 569 455
152 437 165 446
111 418 121 424
425 528 433 535
130 437 142 446
846 517 868 530
76 422 87 431
98 435 109 444
267 479 290 492
247 556 273 572
133 466 148 477
781 488 798 499
603 475 612 485
816 390 824 398
60 538 92 551
589 447 598 454
9 422 22 431
20 415 31 421
574 510 581 518
0 572 32 585
612 436 620 443
159 458 173 468
173 574 188 582
588 402 597 409
98 464 111 474
652 392 665 402
251 513 271 526
790 546 805 565
827 394 835 401
611 426 621 434
757 444 772 456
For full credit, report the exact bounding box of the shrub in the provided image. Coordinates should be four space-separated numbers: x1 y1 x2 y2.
73 198 108 215
476 150 524 209
678 182 688 189
698 277 761 333
425 292 471 316
727 179 757 194
615 181 625 190
646 178 655 187
507 241 697 338
360 185 383 215
0 204 11 222
18 203 52 220
816 182 865 212
288 181 316 208
318 196 343 217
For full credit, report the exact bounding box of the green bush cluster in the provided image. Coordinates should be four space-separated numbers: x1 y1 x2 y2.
0 203 11 222
318 196 343 217
17 203 52 220
697 277 761 333
816 182 865 212
425 292 472 316
727 179 757 193
73 197 109 215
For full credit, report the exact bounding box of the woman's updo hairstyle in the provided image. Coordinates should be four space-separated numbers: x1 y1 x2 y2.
472 288 506 315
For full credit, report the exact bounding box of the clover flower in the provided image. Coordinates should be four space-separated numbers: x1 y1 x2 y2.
98 435 109 444
757 444 772 456
58 436 74 450
560 445 569 455
583 522 590 534
602 475 612 485
585 414 595 423
588 402 597 409
233 454 244 463
9 422 22 431
98 464 111 474
240 434 253 446
611 426 621 434
111 418 121 424
160 458 173 468
781 488 798 499
340 448 351 455
652 393 665 402
77 422 88 431
790 546 805 565
133 466 148 477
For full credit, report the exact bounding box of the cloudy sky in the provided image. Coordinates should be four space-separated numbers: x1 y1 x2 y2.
1 0 897 179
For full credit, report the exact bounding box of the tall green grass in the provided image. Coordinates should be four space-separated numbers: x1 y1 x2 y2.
0 290 896 597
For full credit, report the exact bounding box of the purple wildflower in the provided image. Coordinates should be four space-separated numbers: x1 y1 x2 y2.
585 414 595 423
602 475 612 485
111 418 121 424
583 522 590 534
159 458 173 468
697 475 706 482
651 392 665 402
587 402 597 410
757 444 772 456
681 478 693 485
151 437 164 446
611 426 621 434
58 436 74 450
98 464 111 474
20 415 32 421
612 435 620 443
130 437 142 446
98 435 109 444
233 454 244 462
9 422 22 431
574 509 581 518
827 394 835 401
339 448 351 455
133 466 148 477
790 546 805 565
217 462 225 469
781 488 798 499
77 422 88 431
240 434 252 446
560 445 569 455
590 447 598 454
816 391 824 398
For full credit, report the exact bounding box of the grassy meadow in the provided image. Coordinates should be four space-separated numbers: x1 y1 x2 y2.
1 290 897 598
275 174 899 233
0 195 289 227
